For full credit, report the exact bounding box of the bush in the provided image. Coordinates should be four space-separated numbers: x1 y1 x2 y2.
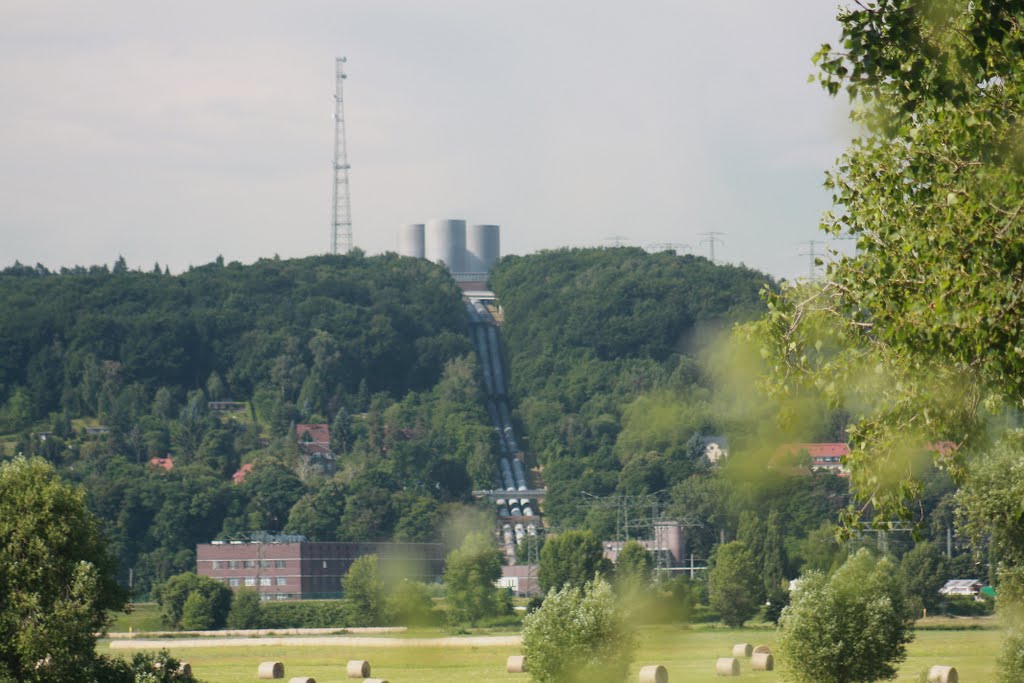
521 576 635 683
342 555 384 626
778 549 914 683
226 588 262 629
385 580 439 626
259 600 348 628
154 573 232 630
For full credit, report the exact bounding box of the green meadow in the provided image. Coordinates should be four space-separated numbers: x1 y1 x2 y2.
100 622 1001 683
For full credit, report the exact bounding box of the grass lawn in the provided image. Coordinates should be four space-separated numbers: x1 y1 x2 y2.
110 603 164 633
100 623 1001 682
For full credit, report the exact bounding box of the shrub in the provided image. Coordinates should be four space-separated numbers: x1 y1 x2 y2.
778 549 914 683
521 576 635 683
385 580 438 626
226 588 262 629
154 572 232 630
259 600 348 628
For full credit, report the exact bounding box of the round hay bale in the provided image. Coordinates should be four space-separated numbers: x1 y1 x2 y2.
751 652 774 671
287 678 315 683
638 664 668 683
178 662 192 676
347 660 371 678
258 661 285 679
507 655 527 673
752 645 771 655
716 658 740 676
363 679 389 683
927 665 959 683
731 643 753 658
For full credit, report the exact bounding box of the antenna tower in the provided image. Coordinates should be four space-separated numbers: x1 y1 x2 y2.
331 57 353 255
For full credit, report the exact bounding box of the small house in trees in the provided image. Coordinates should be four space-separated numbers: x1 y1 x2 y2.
148 456 174 472
703 436 728 464
296 423 336 476
778 443 851 475
939 579 984 598
232 462 253 484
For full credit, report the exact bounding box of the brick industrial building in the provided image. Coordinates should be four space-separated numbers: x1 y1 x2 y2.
197 535 445 600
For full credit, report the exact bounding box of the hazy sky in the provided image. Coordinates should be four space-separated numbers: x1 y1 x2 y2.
0 2 855 280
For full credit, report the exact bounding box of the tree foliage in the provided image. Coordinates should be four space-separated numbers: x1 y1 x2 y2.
443 532 505 625
538 530 609 594
343 555 385 627
154 572 232 631
778 549 913 683
521 576 635 683
0 457 127 682
707 541 762 628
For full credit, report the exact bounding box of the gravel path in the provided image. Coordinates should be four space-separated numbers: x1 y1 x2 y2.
108 634 522 650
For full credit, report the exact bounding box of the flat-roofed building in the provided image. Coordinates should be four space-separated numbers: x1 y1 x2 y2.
197 535 444 600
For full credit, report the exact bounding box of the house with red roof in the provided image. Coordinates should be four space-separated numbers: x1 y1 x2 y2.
149 456 174 472
778 443 851 475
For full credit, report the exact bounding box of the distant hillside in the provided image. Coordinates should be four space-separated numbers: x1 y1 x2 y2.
0 253 493 597
490 248 783 535
0 252 469 432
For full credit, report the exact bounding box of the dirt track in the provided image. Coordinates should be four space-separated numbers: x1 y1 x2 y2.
108 634 522 650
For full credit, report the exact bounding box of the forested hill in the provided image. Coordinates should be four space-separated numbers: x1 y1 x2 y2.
0 253 496 596
0 252 469 428
490 248 815 549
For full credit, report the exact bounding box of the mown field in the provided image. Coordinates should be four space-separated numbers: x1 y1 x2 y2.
100 622 1001 683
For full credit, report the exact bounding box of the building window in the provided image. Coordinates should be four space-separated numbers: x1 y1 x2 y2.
229 578 240 587
274 560 287 568
275 577 287 586
244 577 256 586
260 577 271 586
322 560 328 569
260 560 271 568
212 560 224 569
229 560 240 569
275 593 289 600
243 560 256 569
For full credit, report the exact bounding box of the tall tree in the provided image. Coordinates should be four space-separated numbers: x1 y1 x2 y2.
443 532 505 626
539 530 610 594
0 458 127 681
708 541 762 628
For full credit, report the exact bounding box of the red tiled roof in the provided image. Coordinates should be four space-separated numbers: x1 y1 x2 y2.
781 443 851 457
149 456 174 472
296 423 330 444
232 462 254 484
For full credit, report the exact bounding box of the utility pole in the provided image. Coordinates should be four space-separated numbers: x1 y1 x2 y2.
604 235 630 248
698 232 725 263
647 242 691 254
331 57 353 255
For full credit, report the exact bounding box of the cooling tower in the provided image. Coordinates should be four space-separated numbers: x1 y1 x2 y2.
425 218 466 272
467 224 500 273
398 223 425 258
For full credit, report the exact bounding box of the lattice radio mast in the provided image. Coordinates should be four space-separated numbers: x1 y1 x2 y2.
331 57 353 255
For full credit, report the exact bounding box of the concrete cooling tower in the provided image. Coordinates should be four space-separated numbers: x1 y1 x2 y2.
425 219 466 272
398 223 425 259
467 224 500 273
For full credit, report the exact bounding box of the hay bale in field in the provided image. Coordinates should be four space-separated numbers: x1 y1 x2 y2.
507 655 527 673
731 643 753 658
716 658 740 676
927 665 958 683
363 679 389 683
286 678 315 683
178 662 192 676
638 664 668 683
752 645 771 655
751 653 774 671
347 660 371 678
258 661 284 679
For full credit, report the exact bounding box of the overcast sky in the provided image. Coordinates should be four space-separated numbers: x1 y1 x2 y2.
0 2 854 280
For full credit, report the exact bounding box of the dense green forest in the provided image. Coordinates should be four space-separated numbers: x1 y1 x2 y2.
0 247 967 602
0 253 493 596
489 248 961 581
